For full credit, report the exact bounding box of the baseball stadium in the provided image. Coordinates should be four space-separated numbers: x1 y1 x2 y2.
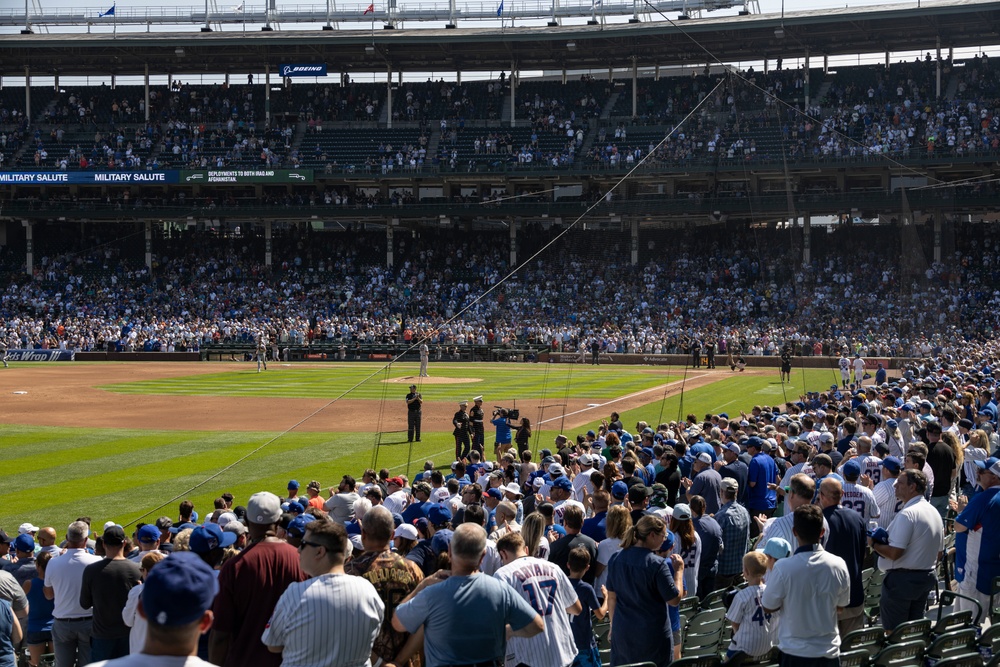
1 0 1000 665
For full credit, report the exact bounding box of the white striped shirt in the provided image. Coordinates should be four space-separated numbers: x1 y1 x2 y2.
262 573 384 667
727 583 778 659
756 513 829 551
872 478 900 530
494 556 579 667
841 482 880 521
853 454 883 485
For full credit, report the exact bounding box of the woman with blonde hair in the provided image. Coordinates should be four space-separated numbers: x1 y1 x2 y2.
520 511 550 560
961 429 990 496
606 514 684 667
593 506 632 593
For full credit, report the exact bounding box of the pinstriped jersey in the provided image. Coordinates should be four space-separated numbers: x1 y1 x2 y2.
262 573 384 667
726 583 778 659
840 482 880 521
494 556 579 667
872 478 901 530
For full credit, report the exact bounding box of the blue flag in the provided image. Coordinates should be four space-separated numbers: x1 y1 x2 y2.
99 3 115 16
496 0 503 15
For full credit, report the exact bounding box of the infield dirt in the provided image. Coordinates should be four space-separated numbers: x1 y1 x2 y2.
3 362 746 433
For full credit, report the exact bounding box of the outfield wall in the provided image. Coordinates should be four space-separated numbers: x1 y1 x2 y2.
547 353 908 371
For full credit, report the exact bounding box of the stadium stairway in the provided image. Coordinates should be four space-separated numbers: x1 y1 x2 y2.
944 72 960 100
577 123 600 156
601 91 620 119
425 128 441 166
813 80 833 107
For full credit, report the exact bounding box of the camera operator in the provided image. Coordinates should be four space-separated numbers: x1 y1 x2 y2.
492 408 516 459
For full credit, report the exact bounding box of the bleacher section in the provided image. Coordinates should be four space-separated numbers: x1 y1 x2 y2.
299 128 426 172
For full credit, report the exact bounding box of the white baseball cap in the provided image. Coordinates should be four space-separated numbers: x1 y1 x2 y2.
696 453 713 465
394 524 418 541
18 523 39 535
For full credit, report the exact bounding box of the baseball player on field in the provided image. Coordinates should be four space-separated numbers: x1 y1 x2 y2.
255 333 268 373
0 336 8 368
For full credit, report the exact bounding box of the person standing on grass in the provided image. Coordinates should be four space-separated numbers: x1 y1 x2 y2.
405 385 422 443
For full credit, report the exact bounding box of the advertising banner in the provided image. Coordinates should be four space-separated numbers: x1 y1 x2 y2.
0 171 180 185
7 349 76 361
179 169 314 184
279 64 327 77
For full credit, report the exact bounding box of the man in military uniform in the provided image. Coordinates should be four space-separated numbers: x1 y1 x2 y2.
705 337 716 369
405 384 422 443
780 346 793 383
454 401 472 461
470 396 486 456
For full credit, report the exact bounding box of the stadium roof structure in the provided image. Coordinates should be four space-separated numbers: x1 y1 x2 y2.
2 0 1000 76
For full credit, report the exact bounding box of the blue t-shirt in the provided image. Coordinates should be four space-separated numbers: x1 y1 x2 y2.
747 453 778 511
607 547 679 667
0 600 15 667
491 417 513 444
395 574 537 667
581 511 608 542
955 486 1000 595
569 578 600 650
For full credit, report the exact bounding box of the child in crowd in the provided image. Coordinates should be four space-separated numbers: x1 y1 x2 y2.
726 551 778 662
567 546 607 667
761 537 792 581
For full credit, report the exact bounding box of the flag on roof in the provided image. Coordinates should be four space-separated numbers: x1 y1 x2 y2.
99 3 115 16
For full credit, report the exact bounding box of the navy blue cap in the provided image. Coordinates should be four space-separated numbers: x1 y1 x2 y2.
284 514 317 539
137 524 161 543
426 504 453 526
142 552 219 626
611 480 628 499
189 523 237 554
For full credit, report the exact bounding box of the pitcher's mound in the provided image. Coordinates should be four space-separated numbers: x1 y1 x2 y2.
384 376 482 385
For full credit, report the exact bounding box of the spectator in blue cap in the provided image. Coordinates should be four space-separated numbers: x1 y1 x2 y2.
610 480 629 505
3 534 36 587
128 524 163 563
91 551 218 667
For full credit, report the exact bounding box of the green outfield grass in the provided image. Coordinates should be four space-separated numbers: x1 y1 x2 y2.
100 363 679 400
1 364 847 532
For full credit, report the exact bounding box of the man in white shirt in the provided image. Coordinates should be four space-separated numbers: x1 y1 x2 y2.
45 521 102 667
572 454 596 502
871 469 943 630
756 474 828 550
871 457 903 530
495 532 582 667
761 504 850 667
382 477 410 515
262 518 383 667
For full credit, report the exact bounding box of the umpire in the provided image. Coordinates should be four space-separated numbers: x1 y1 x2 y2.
406 384 422 443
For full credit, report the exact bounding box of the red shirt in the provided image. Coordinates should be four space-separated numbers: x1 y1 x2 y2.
212 539 306 667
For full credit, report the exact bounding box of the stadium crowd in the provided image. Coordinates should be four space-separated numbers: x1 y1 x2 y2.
2 353 1000 667
0 223 999 359
6 54 1000 173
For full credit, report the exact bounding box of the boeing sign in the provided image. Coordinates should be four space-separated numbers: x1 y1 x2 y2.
280 64 327 77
